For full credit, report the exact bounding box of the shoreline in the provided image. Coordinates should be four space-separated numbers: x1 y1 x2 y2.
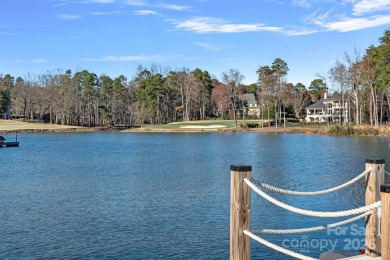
0 124 325 135
0 127 108 134
0 120 108 134
1 120 389 136
122 126 326 135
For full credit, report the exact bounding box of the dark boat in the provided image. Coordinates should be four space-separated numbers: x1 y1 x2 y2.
0 135 19 147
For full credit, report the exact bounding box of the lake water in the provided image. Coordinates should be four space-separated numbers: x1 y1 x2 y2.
1 132 389 259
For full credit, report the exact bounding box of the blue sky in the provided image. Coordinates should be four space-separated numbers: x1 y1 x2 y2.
1 0 390 87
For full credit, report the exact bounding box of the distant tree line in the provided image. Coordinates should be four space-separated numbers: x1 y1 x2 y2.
0 66 216 127
1 30 390 128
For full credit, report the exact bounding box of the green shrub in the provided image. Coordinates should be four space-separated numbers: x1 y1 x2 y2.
240 122 259 129
354 127 379 136
328 125 354 135
327 125 379 136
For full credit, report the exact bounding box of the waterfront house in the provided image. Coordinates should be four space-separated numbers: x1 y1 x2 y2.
305 93 349 123
238 94 260 117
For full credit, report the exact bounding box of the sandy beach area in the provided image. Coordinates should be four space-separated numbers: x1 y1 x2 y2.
0 120 86 134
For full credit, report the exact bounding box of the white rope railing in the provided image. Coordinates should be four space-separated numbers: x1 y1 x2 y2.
251 211 371 234
244 178 381 218
250 169 371 196
244 230 318 260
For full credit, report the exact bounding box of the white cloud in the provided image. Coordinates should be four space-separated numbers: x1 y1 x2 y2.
284 28 318 36
56 0 115 5
58 14 81 20
193 42 221 51
300 2 390 33
172 17 282 33
353 0 390 15
125 0 190 11
157 4 190 11
88 0 115 3
342 0 357 3
133 10 158 15
84 54 178 62
125 0 147 6
303 10 334 26
323 15 390 31
293 0 311 8
90 11 122 15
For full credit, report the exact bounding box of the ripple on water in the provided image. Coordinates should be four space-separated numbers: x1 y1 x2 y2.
0 132 389 259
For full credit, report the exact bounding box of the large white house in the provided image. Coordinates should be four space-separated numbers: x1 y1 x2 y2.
305 93 349 123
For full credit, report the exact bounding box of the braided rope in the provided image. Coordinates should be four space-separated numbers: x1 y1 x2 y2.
244 230 318 260
251 211 371 234
244 178 381 218
250 169 371 196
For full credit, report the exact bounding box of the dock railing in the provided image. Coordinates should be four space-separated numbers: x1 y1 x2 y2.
230 159 389 260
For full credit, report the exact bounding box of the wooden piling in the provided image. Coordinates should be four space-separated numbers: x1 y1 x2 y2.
230 165 251 260
380 184 390 260
365 159 385 257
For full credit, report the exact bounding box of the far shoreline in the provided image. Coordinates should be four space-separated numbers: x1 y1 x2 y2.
0 121 325 135
122 126 326 135
0 120 107 134
1 120 389 136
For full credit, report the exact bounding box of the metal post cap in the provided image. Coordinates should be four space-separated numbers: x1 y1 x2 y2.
381 184 390 193
366 159 385 164
230 165 252 171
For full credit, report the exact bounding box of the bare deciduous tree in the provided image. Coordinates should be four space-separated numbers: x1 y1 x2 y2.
222 69 244 128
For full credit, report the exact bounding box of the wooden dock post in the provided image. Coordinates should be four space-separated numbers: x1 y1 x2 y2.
380 184 390 260
365 159 385 257
230 165 251 260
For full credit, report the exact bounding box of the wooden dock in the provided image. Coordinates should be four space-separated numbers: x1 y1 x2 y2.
230 160 390 260
0 135 19 147
0 142 19 147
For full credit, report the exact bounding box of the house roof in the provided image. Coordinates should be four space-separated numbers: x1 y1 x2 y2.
306 100 325 109
239 93 257 104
